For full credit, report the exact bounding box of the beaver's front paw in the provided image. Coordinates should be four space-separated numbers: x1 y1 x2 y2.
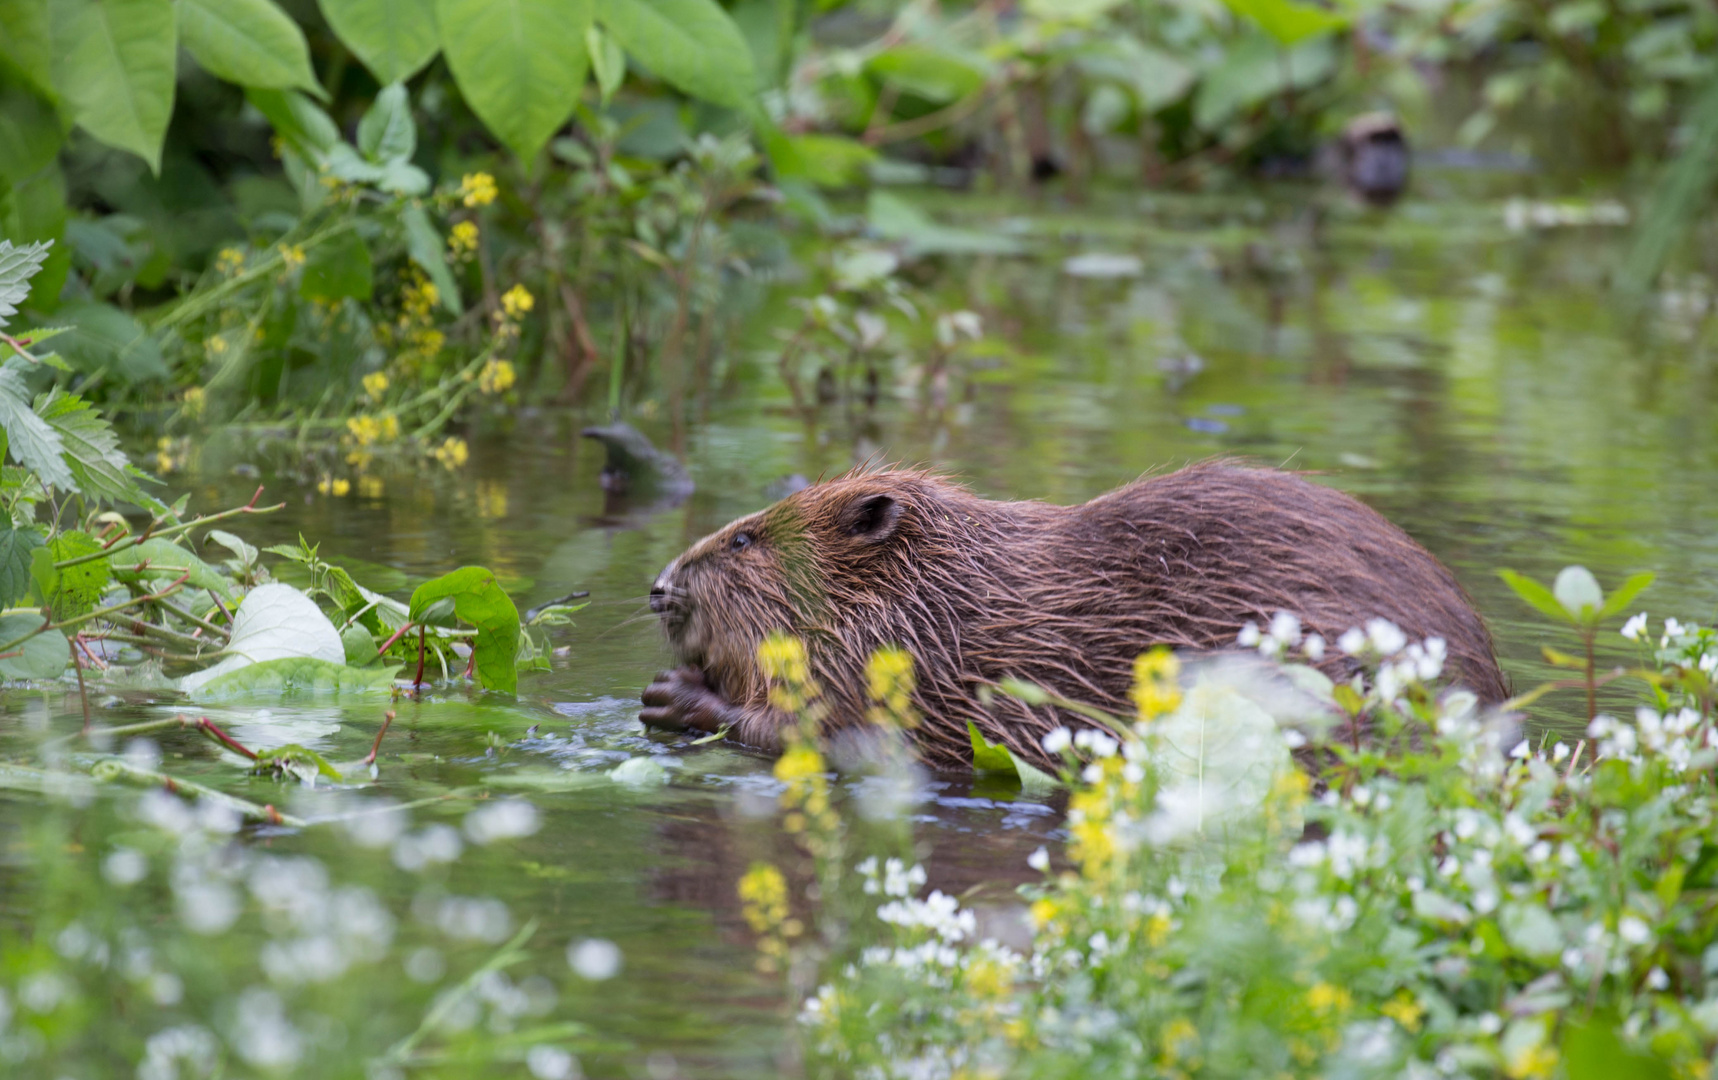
640 667 732 734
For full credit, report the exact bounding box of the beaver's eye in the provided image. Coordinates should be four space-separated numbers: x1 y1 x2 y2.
730 532 753 552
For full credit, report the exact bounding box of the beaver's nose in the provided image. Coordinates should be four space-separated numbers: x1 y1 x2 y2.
649 584 668 613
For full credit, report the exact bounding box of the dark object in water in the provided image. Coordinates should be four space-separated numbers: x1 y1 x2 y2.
525 591 590 623
640 464 1506 771
1339 112 1410 206
580 422 694 499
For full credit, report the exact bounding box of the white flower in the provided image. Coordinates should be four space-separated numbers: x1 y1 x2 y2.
1620 612 1647 641
1302 633 1325 661
1618 915 1652 946
1366 618 1407 657
1027 847 1049 872
1645 966 1669 991
1041 728 1072 755
1269 611 1302 647
1337 627 1366 655
1237 621 1261 647
567 939 623 980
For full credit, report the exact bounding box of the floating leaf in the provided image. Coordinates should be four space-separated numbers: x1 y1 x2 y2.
0 611 67 679
189 656 400 700
179 583 345 694
967 719 1016 774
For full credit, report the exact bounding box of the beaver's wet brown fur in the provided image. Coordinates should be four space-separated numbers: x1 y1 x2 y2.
642 464 1506 770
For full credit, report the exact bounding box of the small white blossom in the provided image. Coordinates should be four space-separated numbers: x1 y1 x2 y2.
1620 612 1647 641
1237 621 1262 647
1027 847 1049 872
1041 728 1072 755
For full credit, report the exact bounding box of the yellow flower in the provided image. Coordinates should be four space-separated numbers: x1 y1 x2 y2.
460 172 498 208
501 283 535 318
738 862 789 935
181 386 206 417
1306 982 1352 1017
964 956 1014 999
279 244 306 271
1160 1017 1199 1066
1381 992 1424 1032
1028 897 1060 929
206 335 228 356
1132 646 1182 722
1505 1045 1559 1080
865 645 918 728
774 743 825 785
479 358 516 395
1144 910 1172 947
317 476 351 497
362 371 390 400
156 451 174 473
357 475 385 499
434 436 470 469
759 633 810 687
346 414 382 446
379 412 400 441
215 248 245 275
449 220 479 255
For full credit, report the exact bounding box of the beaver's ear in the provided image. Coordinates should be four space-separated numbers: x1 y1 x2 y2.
840 493 901 542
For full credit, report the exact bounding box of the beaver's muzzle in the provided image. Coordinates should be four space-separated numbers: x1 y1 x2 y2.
649 584 669 613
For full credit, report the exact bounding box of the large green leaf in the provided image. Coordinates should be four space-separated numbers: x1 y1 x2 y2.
866 44 987 104
0 362 72 490
48 0 176 172
317 0 441 84
109 537 235 600
437 0 592 163
0 0 54 97
409 565 521 694
0 524 42 606
189 656 401 700
34 389 151 506
178 583 344 694
0 611 66 679
596 0 754 110
1221 0 1348 46
176 0 322 95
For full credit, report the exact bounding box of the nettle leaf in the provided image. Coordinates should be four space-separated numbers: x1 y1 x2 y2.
409 566 521 694
179 583 345 694
49 0 177 172
176 0 323 96
0 239 52 327
317 0 441 84
597 0 755 110
43 530 111 623
34 389 150 506
0 525 43 607
437 0 592 163
357 82 415 163
0 364 72 491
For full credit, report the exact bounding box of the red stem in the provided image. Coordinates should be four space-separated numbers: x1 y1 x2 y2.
363 710 396 766
377 622 417 656
196 715 257 760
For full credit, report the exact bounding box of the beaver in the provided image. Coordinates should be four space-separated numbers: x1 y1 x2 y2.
1337 112 1410 207
640 464 1506 770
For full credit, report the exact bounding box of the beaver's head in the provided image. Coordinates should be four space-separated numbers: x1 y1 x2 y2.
649 470 960 696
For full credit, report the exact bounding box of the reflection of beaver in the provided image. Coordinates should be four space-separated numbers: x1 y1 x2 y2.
641 464 1505 769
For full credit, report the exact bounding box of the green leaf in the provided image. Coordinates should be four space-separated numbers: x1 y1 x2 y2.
203 529 257 568
189 656 401 700
866 191 1024 257
34 389 151 506
317 0 441 84
437 0 593 163
1597 571 1655 621
1221 0 1348 46
43 530 110 623
409 566 521 694
342 624 380 666
401 204 463 314
1552 565 1604 622
299 228 374 302
246 87 340 161
766 131 875 189
357 82 415 163
0 238 51 326
250 742 344 783
0 524 42 606
50 301 169 382
585 24 625 102
866 44 987 104
1561 1016 1673 1080
0 611 66 679
0 0 55 97
0 362 72 490
48 0 177 172
109 537 236 600
1498 569 1576 625
967 719 1016 774
596 0 754 110
179 583 344 694
1009 750 1061 795
176 0 323 96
